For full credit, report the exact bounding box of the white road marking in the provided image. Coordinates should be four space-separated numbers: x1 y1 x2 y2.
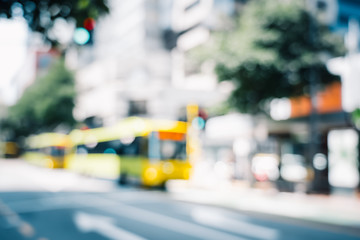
4 191 273 240
9 193 249 240
0 199 35 237
90 196 249 240
74 211 147 240
192 207 280 240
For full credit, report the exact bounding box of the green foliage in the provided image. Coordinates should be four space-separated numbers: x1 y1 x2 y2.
0 0 109 45
2 58 76 139
352 109 360 130
194 0 345 113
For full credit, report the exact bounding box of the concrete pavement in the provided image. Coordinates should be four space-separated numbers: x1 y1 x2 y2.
167 179 360 231
0 159 116 192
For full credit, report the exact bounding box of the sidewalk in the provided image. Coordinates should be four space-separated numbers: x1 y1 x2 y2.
167 180 360 230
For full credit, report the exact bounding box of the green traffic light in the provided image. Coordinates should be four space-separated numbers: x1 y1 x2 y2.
73 27 90 45
192 117 206 130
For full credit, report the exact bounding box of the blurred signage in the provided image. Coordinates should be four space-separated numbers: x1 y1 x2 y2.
270 82 342 119
326 6 360 112
328 31 360 113
327 55 360 112
205 114 253 140
328 129 359 188
291 82 342 118
270 98 291 121
252 153 280 182
36 49 60 70
158 132 185 141
280 154 308 182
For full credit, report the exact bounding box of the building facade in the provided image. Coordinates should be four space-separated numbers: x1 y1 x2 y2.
72 0 234 126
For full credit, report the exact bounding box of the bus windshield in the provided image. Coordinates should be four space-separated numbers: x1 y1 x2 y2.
149 132 186 161
50 146 66 157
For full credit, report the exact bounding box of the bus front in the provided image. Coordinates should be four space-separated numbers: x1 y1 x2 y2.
143 129 191 187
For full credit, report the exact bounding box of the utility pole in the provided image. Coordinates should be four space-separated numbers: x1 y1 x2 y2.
307 1 330 193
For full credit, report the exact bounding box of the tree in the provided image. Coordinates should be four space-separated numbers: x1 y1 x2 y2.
0 0 109 45
195 0 345 114
1 58 76 139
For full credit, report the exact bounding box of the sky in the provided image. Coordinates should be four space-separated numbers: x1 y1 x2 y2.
0 18 28 106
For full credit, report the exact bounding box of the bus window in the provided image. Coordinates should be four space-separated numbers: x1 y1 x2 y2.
43 147 51 155
4 142 19 158
76 146 88 154
139 137 148 157
121 137 140 156
108 140 122 153
74 138 142 156
92 141 120 154
76 141 119 154
50 146 65 156
161 140 186 160
149 132 186 161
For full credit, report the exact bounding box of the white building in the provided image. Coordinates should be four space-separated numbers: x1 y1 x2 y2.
72 0 235 126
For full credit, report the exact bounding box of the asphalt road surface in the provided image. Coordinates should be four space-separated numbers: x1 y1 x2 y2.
0 160 359 240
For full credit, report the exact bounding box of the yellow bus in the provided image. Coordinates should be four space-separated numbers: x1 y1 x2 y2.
23 132 71 168
1 141 19 158
64 117 191 187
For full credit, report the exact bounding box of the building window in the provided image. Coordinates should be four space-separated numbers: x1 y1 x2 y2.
128 100 147 116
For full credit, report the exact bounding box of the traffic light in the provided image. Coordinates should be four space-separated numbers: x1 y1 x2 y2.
83 17 95 45
73 17 95 45
192 108 208 130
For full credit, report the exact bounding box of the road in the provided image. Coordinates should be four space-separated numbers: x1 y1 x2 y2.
0 159 359 240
